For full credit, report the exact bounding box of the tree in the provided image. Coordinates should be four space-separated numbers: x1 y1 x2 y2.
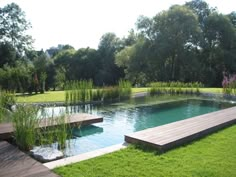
199 13 236 86
136 5 201 82
70 48 101 81
0 61 33 92
227 11 236 28
0 3 33 53
33 50 52 93
54 67 66 90
185 0 216 29
97 33 124 85
115 38 149 85
0 42 17 67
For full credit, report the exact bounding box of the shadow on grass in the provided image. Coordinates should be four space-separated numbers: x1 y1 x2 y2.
15 92 51 97
131 143 160 155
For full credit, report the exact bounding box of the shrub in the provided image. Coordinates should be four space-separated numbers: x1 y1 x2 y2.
0 90 16 110
222 72 236 95
0 90 15 122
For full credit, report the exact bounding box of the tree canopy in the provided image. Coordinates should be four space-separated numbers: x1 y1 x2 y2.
0 0 236 92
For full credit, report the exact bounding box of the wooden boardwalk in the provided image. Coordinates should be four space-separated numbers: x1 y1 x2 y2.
125 106 236 152
0 141 59 177
0 113 103 140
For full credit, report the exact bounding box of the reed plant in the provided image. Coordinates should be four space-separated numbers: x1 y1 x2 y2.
54 114 71 150
12 105 73 151
36 108 73 150
148 81 203 96
118 79 132 99
65 80 94 105
103 86 120 101
93 88 104 101
12 105 39 151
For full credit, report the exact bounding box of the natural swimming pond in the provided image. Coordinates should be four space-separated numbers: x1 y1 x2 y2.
42 96 236 156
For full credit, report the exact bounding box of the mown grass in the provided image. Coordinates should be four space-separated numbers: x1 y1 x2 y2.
200 88 222 93
16 88 148 103
54 125 236 177
16 88 222 103
17 91 65 103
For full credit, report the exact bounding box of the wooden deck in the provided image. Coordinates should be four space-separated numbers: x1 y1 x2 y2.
0 141 59 177
0 113 103 140
125 106 236 152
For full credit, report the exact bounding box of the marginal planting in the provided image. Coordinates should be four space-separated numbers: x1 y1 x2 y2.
37 112 72 150
118 79 132 99
12 105 39 151
65 80 93 105
65 79 132 104
148 81 203 96
12 105 72 151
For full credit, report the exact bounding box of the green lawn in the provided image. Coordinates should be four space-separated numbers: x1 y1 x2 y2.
200 88 222 93
16 87 222 103
16 91 65 103
54 125 236 177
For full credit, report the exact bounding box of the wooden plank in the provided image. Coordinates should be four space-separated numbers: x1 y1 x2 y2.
0 141 59 177
125 106 236 152
0 113 103 140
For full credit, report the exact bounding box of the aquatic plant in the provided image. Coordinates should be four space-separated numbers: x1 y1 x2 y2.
103 86 120 101
13 105 73 151
12 105 39 151
65 80 94 104
148 81 203 96
118 79 132 99
93 88 104 101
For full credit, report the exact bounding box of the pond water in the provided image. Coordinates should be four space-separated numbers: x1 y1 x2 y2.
42 95 236 156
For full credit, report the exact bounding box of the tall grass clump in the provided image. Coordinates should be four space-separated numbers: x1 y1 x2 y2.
92 88 104 101
101 79 132 102
118 79 132 99
103 86 120 101
13 105 73 151
148 81 203 96
12 105 39 151
37 112 72 150
65 80 93 105
55 114 71 150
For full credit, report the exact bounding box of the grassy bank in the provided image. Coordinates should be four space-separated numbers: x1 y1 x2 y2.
16 88 222 103
54 125 236 177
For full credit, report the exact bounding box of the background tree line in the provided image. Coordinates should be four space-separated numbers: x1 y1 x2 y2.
0 0 236 94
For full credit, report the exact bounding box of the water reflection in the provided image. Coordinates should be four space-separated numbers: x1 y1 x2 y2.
72 125 103 137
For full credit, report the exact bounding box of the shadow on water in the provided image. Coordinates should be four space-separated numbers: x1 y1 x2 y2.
72 125 104 137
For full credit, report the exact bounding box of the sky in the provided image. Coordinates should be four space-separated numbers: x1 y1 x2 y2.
0 0 235 50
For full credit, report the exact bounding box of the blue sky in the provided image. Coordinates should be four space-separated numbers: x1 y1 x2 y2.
0 0 235 50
